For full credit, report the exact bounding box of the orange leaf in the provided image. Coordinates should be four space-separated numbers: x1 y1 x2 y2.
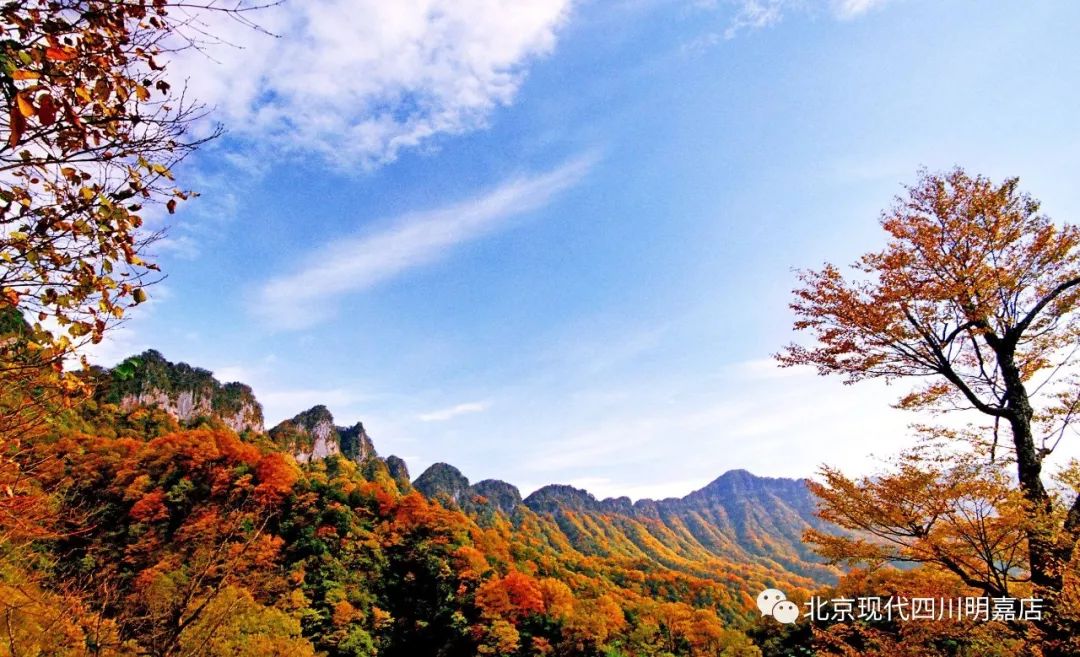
45 46 77 62
16 93 34 118
11 70 40 81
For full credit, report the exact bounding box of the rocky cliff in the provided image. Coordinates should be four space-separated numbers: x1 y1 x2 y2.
103 350 264 433
269 405 377 464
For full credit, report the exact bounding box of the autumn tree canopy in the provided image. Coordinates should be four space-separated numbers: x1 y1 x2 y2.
0 0 271 567
0 1 267 369
806 441 1031 598
779 168 1080 655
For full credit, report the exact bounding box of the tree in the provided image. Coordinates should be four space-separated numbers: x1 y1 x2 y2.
0 0 272 566
0 1 267 372
807 441 1032 597
810 566 1027 657
778 168 1080 654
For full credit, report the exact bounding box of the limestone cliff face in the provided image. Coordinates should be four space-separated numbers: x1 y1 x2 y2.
107 350 264 433
104 351 389 469
269 405 377 464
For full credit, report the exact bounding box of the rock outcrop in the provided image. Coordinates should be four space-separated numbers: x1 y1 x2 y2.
269 405 377 464
104 350 263 433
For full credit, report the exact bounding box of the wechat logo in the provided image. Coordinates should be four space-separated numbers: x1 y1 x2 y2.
757 589 800 624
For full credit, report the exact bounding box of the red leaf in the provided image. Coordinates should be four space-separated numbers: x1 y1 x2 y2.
45 46 77 62
36 95 56 126
8 107 25 147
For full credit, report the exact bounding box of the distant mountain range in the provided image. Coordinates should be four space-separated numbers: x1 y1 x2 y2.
414 462 837 584
95 350 839 588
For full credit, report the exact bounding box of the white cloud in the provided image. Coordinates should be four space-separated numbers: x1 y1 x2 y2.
518 358 919 481
251 155 594 329
169 0 574 168
686 0 895 42
724 0 786 39
419 401 491 422
726 357 812 380
831 0 892 20
78 285 173 367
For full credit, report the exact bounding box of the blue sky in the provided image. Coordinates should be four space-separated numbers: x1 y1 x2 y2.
93 0 1080 499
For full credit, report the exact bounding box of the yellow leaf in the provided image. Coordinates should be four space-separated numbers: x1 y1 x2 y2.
16 93 34 118
149 163 173 180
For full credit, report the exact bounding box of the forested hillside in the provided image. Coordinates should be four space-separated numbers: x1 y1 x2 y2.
1 349 824 656
415 463 839 585
0 345 1035 656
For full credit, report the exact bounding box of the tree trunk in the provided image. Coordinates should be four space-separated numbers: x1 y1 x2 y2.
1000 353 1076 656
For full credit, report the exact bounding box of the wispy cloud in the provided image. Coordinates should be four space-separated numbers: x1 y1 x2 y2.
80 285 173 367
170 0 574 169
514 355 922 483
419 401 491 422
251 155 595 329
832 0 892 20
686 0 896 43
724 0 786 39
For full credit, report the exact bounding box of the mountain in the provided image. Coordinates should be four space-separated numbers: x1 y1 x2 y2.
413 464 840 585
269 404 377 464
471 479 524 515
100 350 836 588
27 349 846 656
413 462 472 503
413 464 526 516
384 455 412 489
99 350 264 433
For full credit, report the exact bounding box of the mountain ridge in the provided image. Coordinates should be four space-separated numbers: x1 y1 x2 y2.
98 350 838 586
411 462 838 584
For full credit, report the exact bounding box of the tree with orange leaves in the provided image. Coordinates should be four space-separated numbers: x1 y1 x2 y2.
475 571 546 623
0 2 275 359
806 443 1032 598
0 0 272 554
779 168 1080 655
